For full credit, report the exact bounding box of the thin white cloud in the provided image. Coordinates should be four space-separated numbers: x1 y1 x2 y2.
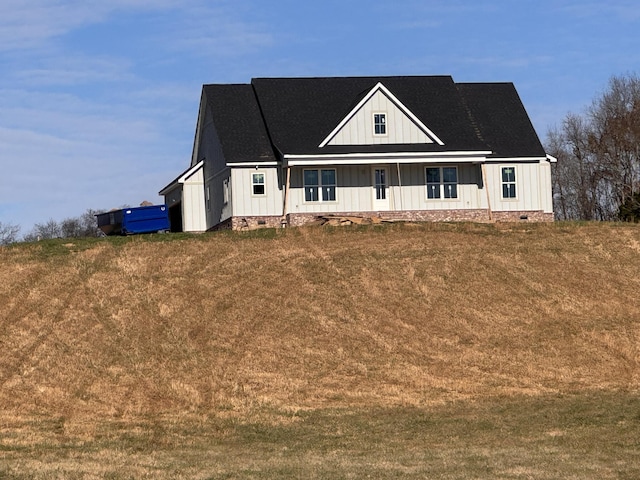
9 55 135 86
557 0 640 21
151 5 275 57
0 0 224 52
458 55 554 69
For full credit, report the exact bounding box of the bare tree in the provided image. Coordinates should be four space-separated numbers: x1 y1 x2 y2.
23 219 62 241
60 209 104 237
546 73 640 220
0 222 20 245
23 208 106 241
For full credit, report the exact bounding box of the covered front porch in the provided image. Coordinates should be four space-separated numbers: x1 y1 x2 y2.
280 152 493 225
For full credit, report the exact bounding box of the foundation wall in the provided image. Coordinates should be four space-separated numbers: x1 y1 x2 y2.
215 210 554 230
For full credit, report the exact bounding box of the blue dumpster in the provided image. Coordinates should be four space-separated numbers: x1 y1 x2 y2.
96 205 170 235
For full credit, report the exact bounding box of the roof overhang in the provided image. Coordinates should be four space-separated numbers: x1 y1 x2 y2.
159 160 204 195
484 156 550 164
226 161 280 167
283 151 492 166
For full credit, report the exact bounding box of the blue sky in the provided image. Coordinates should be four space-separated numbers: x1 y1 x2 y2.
1 0 639 234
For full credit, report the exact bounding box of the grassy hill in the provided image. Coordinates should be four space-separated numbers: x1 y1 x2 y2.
1 222 639 478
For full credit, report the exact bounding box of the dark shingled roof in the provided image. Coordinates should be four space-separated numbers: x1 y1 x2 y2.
251 76 490 155
203 84 277 164
200 76 545 163
456 82 546 158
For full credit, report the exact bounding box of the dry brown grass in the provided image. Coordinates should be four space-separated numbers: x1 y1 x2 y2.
1 222 639 478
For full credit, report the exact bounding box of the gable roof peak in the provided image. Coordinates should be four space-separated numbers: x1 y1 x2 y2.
318 81 445 148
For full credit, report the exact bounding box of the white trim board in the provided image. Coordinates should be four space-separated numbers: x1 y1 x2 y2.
285 151 490 166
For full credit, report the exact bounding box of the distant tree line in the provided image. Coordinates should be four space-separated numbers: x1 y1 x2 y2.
0 209 106 245
546 73 640 221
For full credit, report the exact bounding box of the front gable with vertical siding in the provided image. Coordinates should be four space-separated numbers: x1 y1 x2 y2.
320 82 444 147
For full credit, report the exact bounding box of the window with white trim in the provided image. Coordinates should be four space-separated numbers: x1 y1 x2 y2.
426 166 458 199
373 113 387 136
252 172 265 196
501 167 516 199
304 169 336 202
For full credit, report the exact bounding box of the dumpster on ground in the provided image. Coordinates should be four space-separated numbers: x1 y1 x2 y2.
96 205 170 235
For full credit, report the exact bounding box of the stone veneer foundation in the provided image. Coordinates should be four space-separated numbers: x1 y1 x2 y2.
213 210 554 230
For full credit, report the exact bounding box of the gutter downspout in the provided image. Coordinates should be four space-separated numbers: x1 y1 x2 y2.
481 163 493 222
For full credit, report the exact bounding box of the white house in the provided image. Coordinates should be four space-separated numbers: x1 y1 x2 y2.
160 76 555 231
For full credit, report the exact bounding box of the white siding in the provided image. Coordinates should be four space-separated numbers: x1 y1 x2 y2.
182 168 206 232
328 90 435 146
287 164 484 213
485 161 552 213
232 168 283 216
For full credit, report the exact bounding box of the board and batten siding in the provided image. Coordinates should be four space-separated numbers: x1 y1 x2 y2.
327 90 434 146
485 161 553 213
182 166 207 232
389 164 485 212
197 104 234 229
287 164 485 214
231 167 283 217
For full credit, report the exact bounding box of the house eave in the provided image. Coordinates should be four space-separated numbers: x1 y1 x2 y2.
484 156 549 164
283 151 492 166
227 161 280 167
158 160 204 196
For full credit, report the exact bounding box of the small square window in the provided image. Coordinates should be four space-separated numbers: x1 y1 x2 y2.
373 113 386 135
252 172 265 196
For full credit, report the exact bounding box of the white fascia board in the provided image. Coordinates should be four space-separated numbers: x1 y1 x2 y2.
159 159 204 195
318 82 445 148
226 161 280 167
178 160 204 183
285 151 491 166
484 156 548 164
546 154 558 163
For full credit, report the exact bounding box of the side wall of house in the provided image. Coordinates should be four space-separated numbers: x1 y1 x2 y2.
182 167 207 232
485 161 554 215
198 104 233 229
231 167 283 218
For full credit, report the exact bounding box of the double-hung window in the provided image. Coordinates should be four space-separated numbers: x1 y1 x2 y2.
373 113 386 136
501 167 516 198
304 169 336 202
426 167 458 199
252 172 265 196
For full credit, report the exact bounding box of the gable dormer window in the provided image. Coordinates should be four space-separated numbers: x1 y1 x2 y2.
373 113 387 136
